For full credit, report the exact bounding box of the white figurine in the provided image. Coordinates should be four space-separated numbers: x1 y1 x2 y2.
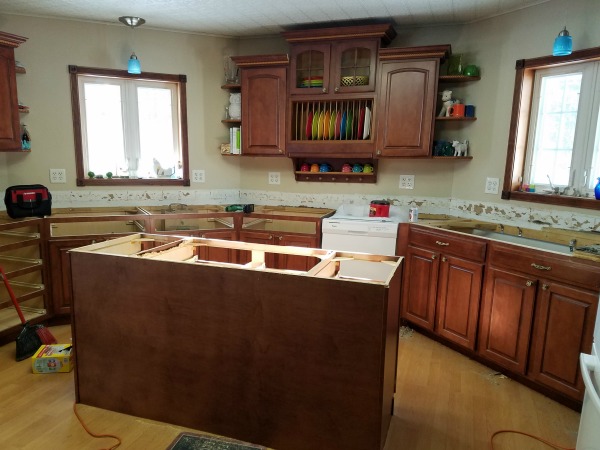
228 93 241 120
438 90 456 117
452 140 469 156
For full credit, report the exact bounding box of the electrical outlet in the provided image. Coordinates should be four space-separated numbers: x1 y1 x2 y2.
192 169 205 183
399 175 415 190
268 172 281 185
49 169 66 184
485 177 500 194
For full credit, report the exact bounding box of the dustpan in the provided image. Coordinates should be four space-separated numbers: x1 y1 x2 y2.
0 266 57 361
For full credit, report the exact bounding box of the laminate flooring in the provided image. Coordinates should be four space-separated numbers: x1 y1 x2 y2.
0 325 581 450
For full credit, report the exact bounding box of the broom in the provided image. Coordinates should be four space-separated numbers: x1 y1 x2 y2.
0 266 57 361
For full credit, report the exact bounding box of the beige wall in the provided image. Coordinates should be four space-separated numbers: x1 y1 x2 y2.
1 0 599 218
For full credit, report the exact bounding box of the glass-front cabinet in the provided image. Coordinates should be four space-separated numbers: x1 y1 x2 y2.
289 40 378 95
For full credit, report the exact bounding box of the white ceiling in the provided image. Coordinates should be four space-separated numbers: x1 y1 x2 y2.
0 0 551 37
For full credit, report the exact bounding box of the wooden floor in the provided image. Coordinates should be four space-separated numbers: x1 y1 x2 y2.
0 325 581 450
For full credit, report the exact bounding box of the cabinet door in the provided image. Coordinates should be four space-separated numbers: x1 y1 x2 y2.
0 46 21 151
331 40 378 94
48 238 99 315
241 66 287 155
436 255 483 350
529 282 598 400
238 231 276 268
401 245 439 330
289 43 330 95
478 267 537 374
198 230 238 264
276 234 319 271
375 59 438 157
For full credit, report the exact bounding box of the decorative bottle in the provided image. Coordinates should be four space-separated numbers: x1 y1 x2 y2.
594 177 600 200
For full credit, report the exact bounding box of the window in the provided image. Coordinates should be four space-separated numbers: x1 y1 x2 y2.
69 66 189 186
503 47 600 211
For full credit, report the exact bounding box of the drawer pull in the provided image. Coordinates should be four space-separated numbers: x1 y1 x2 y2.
531 263 551 271
526 280 534 287
442 257 447 262
431 254 437 260
542 284 549 290
435 241 450 246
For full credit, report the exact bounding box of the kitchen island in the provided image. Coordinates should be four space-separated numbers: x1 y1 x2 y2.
70 234 402 450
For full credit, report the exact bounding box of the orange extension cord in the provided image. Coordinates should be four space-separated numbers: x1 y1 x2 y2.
490 429 576 450
73 403 122 450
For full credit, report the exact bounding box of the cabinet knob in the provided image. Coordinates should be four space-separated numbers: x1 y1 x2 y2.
377 150 381 155
322 88 327 93
278 149 283 153
278 236 283 241
442 256 447 262
542 284 549 290
334 86 339 92
268 235 273 239
431 254 437 260
526 280 534 287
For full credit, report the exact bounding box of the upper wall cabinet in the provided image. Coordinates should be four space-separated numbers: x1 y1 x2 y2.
375 46 450 158
232 55 289 157
282 24 396 158
0 31 27 152
283 24 396 97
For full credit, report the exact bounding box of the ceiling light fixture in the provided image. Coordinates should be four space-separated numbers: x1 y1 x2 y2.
553 26 572 56
119 16 145 74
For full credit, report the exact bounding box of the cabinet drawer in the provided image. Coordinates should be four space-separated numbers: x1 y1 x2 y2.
488 242 600 291
409 226 486 262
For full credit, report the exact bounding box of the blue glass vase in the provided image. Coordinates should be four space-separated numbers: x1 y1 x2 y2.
595 178 600 200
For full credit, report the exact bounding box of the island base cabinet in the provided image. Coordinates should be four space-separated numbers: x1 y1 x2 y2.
69 234 403 450
528 282 598 400
477 267 536 375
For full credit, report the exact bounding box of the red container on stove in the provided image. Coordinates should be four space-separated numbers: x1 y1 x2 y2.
369 200 390 217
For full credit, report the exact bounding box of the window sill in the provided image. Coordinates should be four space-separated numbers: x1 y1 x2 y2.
76 178 190 187
502 190 600 211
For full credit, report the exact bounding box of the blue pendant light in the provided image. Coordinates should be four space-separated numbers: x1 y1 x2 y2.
119 16 145 73
553 26 572 56
128 53 141 74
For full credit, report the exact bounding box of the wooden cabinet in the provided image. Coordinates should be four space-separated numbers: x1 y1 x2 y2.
478 242 600 400
0 218 48 344
477 267 537 374
0 31 27 152
402 225 486 350
238 231 318 271
232 55 288 156
375 46 449 158
197 230 238 264
283 24 395 160
48 238 100 316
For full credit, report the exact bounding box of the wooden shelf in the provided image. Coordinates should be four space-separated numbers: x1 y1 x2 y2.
18 107 29 114
294 171 376 183
436 116 476 121
438 75 480 82
432 156 473 160
221 119 241 124
15 66 26 74
221 84 240 90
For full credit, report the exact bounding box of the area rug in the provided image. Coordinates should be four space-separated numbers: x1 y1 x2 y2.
167 432 266 450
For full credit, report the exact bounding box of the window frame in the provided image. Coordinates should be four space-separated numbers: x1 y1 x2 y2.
69 65 190 187
502 46 600 211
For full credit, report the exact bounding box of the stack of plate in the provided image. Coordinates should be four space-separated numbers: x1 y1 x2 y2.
304 106 371 141
300 76 323 88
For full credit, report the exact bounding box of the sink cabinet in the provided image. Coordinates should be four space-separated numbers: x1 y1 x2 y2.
402 226 486 350
375 46 450 158
478 242 599 400
0 31 27 151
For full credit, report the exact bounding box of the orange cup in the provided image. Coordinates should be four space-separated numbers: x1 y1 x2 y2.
448 103 466 117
